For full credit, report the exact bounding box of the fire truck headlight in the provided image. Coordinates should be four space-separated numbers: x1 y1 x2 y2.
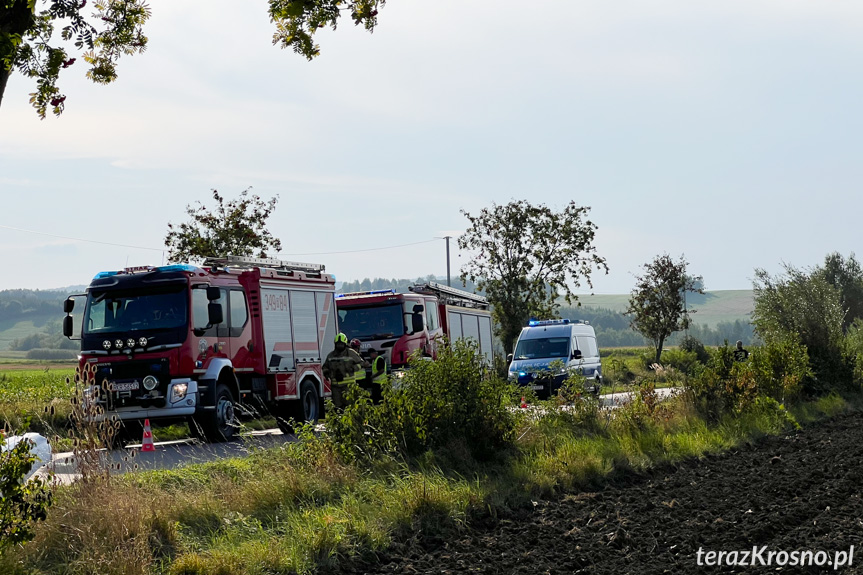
82 386 99 406
172 382 188 401
114 339 123 349
143 375 159 391
102 340 112 350
138 337 148 348
126 338 136 349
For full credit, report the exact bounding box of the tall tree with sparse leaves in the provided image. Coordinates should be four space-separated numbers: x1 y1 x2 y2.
625 254 703 363
1 0 384 117
164 189 282 264
459 200 608 356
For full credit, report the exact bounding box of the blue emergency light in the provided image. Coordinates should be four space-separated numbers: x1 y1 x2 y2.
157 264 198 273
528 319 571 327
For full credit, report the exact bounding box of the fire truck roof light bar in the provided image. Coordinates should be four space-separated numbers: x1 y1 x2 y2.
409 282 488 304
94 264 202 280
204 255 325 273
336 289 397 298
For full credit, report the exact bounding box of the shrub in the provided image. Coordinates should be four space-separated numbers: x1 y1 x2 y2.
657 348 699 375
328 341 521 462
0 433 52 550
748 337 811 402
679 335 711 364
843 318 863 388
752 265 849 392
25 349 77 360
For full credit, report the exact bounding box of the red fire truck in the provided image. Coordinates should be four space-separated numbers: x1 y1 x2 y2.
335 282 494 372
62 256 337 442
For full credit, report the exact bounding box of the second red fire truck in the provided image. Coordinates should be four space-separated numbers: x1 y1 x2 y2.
335 281 494 370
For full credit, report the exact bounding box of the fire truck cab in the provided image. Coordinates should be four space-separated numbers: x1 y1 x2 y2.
63 255 337 442
335 282 493 374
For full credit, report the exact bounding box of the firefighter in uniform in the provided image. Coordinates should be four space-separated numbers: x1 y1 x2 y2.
368 348 388 403
322 333 363 409
349 338 369 385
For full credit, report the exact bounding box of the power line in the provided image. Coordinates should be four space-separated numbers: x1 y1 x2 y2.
0 223 440 257
0 224 165 252
281 239 439 256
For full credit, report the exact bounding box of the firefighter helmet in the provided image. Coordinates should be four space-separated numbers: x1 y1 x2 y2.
350 338 361 350
335 333 348 345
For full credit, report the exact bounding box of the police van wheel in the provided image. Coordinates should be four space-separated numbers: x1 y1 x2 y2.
193 384 237 442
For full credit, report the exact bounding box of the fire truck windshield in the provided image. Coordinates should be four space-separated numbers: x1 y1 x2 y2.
338 303 405 341
83 286 188 335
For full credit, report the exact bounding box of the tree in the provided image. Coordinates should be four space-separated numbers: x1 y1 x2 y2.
814 252 863 332
164 188 282 263
458 200 608 356
752 263 847 391
625 254 703 363
1 0 383 117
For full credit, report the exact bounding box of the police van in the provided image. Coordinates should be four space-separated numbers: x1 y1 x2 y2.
507 319 602 398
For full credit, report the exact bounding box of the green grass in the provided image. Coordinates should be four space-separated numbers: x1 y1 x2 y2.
2 388 855 575
0 368 76 403
576 290 754 328
0 320 40 351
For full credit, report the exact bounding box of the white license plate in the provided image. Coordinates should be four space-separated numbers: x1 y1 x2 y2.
110 381 139 392
530 385 544 391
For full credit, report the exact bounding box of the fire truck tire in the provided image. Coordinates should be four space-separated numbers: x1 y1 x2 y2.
295 379 321 424
193 384 237 442
274 379 320 434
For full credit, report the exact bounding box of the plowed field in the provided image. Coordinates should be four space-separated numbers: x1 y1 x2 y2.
341 411 863 574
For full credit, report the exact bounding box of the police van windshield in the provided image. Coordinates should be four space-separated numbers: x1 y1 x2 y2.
338 303 405 340
84 286 188 334
514 337 570 360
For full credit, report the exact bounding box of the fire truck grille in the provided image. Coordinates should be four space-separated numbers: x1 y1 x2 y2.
92 359 170 409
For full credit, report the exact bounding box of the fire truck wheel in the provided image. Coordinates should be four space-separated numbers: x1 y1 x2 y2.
296 379 321 424
274 380 320 434
193 384 237 442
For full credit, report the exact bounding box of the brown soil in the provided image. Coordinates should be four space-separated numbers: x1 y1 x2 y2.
341 411 863 574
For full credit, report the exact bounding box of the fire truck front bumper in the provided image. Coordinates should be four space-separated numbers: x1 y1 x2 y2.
90 379 198 421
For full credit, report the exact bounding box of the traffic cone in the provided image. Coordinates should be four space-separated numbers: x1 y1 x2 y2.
520 396 528 409
141 419 155 452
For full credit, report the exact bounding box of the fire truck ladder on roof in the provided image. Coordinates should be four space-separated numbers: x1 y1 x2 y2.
409 281 489 310
203 255 326 273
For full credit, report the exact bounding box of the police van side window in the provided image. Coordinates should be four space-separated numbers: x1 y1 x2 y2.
576 336 598 358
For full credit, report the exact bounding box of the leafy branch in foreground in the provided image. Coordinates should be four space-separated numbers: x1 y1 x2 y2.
1 0 150 117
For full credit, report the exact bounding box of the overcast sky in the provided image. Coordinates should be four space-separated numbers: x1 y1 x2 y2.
1 0 861 295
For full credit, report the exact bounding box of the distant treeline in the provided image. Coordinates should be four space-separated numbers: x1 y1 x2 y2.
0 289 68 325
560 306 755 347
337 279 755 348
1 283 755 353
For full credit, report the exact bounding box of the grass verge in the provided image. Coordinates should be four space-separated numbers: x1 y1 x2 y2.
0 390 857 575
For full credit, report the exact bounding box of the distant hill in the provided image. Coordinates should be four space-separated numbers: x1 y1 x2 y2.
0 289 72 351
572 290 754 329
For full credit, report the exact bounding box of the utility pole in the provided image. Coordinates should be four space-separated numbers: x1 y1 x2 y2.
444 236 451 286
